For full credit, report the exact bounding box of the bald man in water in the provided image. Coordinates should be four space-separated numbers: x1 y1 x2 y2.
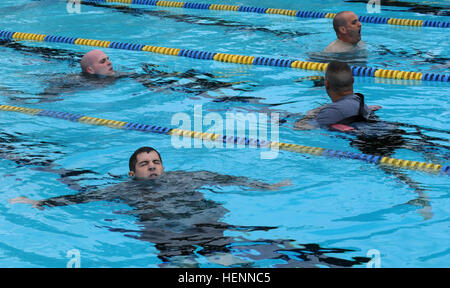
80 49 115 76
34 49 254 105
324 11 366 53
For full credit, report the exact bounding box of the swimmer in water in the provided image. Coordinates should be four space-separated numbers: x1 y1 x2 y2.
308 11 367 65
8 147 372 267
323 11 366 53
293 62 439 221
30 49 252 103
294 61 381 130
80 49 115 77
8 147 296 265
9 146 292 208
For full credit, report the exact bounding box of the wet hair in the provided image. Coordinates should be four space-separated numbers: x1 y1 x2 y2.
325 61 354 92
333 11 350 35
129 146 162 172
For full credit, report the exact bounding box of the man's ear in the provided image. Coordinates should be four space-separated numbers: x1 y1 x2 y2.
86 66 95 74
339 26 347 35
128 171 135 177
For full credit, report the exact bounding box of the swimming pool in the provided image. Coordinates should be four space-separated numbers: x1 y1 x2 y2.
0 0 449 268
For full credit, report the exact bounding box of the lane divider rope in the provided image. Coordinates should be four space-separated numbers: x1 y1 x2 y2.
0 104 448 176
1 30 448 82
82 0 450 29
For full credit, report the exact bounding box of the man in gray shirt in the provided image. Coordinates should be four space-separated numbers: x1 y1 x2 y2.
295 61 381 130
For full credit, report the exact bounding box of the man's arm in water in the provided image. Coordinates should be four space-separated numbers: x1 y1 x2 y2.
186 171 292 191
9 191 98 209
294 106 326 130
8 184 122 209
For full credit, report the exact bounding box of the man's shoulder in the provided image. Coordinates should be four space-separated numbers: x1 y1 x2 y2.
323 40 340 52
332 94 363 111
339 93 361 102
357 41 366 48
316 105 345 118
324 39 366 53
314 95 360 126
324 39 354 53
164 170 216 179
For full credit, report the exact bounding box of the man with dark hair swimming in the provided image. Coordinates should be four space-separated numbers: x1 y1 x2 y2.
10 146 291 208
128 146 164 180
9 147 370 267
9 147 305 266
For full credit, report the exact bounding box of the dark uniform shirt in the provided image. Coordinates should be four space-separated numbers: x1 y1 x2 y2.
313 93 373 127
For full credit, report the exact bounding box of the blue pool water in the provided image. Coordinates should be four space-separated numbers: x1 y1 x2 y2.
0 0 449 267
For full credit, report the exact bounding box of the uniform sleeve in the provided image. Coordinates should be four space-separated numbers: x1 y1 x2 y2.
36 185 121 208
36 191 99 208
188 171 278 191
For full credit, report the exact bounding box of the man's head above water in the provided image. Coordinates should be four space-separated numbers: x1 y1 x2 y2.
332 11 362 45
128 147 165 180
80 49 115 76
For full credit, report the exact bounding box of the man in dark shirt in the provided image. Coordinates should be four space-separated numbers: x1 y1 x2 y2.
9 146 291 208
8 147 371 267
294 61 381 130
9 147 297 266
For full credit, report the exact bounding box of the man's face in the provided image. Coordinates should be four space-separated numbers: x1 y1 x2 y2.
341 12 362 44
130 151 164 180
88 51 115 76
